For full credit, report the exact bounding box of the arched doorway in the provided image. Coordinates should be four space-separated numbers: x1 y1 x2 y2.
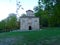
29 26 32 30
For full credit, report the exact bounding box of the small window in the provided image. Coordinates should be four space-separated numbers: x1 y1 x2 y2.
22 20 25 22
35 20 37 22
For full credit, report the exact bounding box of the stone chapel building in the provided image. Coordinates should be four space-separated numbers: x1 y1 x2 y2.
20 10 40 31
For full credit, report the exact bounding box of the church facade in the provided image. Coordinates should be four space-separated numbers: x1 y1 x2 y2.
20 10 40 31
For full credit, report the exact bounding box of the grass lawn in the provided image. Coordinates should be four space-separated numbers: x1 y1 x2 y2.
0 27 60 45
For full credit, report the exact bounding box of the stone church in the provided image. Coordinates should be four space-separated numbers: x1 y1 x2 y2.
20 10 40 31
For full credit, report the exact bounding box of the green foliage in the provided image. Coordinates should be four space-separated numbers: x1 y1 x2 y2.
48 0 60 27
6 13 17 30
0 13 20 32
0 20 7 32
34 0 60 27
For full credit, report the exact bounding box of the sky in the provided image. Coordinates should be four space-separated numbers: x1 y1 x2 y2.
0 0 38 21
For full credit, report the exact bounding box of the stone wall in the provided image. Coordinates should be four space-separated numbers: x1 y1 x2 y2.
20 17 40 31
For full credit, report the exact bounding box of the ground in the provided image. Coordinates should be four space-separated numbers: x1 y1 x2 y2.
0 27 60 45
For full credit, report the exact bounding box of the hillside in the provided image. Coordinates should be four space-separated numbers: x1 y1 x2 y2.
0 28 60 45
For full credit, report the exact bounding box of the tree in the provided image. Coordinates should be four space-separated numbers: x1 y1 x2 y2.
0 19 7 32
34 0 60 27
5 13 17 31
0 13 20 32
34 0 49 27
53 0 60 26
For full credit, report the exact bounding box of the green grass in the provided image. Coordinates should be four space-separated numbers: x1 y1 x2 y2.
0 28 60 45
